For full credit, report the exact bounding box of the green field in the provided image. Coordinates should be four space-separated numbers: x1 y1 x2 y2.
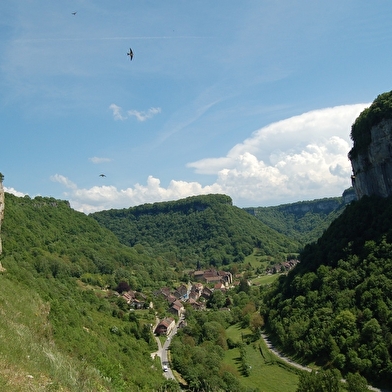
224 324 300 392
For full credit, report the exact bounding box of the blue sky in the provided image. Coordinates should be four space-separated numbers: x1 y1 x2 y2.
1 1 391 213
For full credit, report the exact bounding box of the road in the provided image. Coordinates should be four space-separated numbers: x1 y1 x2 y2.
261 333 390 392
152 317 182 381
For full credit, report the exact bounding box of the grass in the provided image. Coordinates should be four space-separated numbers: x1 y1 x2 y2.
224 324 300 392
0 273 111 391
251 274 280 286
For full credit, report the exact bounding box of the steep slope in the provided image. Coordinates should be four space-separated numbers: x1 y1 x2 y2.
0 193 170 391
90 194 301 268
349 91 392 199
265 195 392 387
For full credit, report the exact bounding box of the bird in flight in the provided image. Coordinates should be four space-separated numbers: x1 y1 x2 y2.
99 174 106 177
127 48 134 61
71 11 77 15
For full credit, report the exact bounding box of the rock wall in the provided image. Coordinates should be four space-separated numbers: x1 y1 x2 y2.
0 179 4 272
0 179 3 256
350 119 392 199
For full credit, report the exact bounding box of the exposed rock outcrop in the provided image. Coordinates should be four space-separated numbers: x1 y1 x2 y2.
350 119 392 199
0 174 5 272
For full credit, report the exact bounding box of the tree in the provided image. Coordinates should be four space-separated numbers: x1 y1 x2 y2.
345 372 369 392
296 370 342 392
208 290 226 309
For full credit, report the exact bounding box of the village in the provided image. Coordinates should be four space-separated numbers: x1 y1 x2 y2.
117 261 299 337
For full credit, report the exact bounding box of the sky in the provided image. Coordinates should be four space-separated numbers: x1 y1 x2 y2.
1 1 392 213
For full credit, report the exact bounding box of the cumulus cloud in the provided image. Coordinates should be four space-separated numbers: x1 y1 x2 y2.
53 103 370 212
52 175 222 213
4 187 26 197
109 104 161 121
89 157 111 164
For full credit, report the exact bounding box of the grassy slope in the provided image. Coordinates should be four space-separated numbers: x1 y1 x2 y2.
224 324 299 392
0 274 112 392
0 193 165 391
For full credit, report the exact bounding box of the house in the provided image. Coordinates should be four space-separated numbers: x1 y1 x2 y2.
191 269 233 286
154 317 175 336
214 282 226 291
200 286 213 300
173 283 190 301
169 300 184 317
187 297 205 311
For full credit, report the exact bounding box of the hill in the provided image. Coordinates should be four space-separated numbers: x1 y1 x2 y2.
0 193 175 391
243 190 354 245
90 194 301 268
264 194 392 387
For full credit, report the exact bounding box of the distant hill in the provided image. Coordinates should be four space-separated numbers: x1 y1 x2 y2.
90 194 302 268
244 188 356 245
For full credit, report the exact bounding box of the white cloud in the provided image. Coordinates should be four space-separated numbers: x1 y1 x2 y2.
53 175 222 213
109 104 127 121
4 187 26 197
109 104 162 122
53 103 370 212
50 174 77 190
89 157 111 164
127 107 161 122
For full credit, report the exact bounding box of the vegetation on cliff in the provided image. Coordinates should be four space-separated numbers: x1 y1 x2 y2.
349 90 392 159
265 195 392 386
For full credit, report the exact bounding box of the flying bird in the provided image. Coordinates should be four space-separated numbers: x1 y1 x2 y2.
99 174 106 177
127 48 134 61
71 11 77 15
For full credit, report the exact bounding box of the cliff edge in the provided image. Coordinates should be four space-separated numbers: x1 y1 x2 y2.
349 91 392 199
0 173 5 272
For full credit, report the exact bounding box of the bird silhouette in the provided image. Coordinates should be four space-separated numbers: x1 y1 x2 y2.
71 11 77 15
127 48 134 60
99 174 106 177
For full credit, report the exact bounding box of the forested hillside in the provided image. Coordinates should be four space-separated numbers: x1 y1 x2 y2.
0 193 177 391
90 194 301 268
265 195 392 387
244 190 355 245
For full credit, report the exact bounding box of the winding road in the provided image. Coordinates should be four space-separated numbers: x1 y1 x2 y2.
261 333 390 392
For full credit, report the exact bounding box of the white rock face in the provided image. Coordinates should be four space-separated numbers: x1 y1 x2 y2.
350 119 392 199
0 180 3 256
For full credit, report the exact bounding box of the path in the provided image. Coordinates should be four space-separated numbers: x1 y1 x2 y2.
261 333 390 392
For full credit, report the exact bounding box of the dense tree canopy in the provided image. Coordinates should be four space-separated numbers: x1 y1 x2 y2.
91 194 300 268
265 195 392 386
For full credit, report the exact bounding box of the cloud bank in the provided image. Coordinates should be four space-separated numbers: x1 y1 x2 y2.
52 103 369 213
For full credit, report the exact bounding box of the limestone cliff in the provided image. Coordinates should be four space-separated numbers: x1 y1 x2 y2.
350 118 392 199
0 174 4 271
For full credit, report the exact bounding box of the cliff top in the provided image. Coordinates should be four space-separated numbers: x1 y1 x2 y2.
349 90 392 159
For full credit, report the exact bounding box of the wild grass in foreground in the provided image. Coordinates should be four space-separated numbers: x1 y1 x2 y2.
0 274 111 392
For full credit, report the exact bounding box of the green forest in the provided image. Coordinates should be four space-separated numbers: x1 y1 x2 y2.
265 195 392 388
90 194 301 268
1 186 392 391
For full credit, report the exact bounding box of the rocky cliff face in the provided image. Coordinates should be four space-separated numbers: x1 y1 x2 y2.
0 179 3 255
0 179 4 272
350 119 392 199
